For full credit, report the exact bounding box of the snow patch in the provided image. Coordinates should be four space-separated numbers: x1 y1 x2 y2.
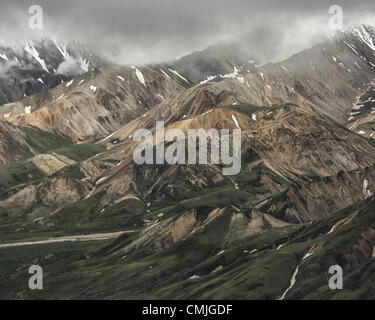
56 93 65 101
220 67 245 84
354 26 375 51
0 52 8 61
103 132 115 141
232 115 241 129
135 68 146 86
363 178 373 199
199 75 216 85
80 58 89 72
276 243 287 250
160 69 171 80
95 176 108 185
24 41 49 72
168 68 189 83
279 248 316 300
302 251 315 261
217 250 225 256
279 265 299 300
200 109 213 117
237 76 245 84
211 265 223 274
344 41 359 55
53 39 69 60
349 120 359 130
66 79 74 87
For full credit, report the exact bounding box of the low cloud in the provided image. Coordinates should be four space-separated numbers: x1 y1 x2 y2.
0 60 18 77
1 0 375 65
56 56 85 76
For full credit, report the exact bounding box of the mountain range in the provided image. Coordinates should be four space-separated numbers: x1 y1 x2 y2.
0 24 375 300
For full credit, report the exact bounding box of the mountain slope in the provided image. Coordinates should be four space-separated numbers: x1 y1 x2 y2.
1 64 188 141
0 39 104 106
2 25 375 300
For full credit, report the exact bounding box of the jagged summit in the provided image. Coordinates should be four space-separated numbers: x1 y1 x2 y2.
0 38 105 106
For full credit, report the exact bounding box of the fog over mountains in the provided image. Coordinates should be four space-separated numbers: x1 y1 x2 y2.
2 0 375 64
1 1 375 301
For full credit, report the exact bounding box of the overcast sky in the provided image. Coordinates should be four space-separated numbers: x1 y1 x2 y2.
1 0 375 64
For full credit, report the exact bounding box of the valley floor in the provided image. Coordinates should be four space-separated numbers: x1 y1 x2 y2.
1 197 375 300
0 230 132 248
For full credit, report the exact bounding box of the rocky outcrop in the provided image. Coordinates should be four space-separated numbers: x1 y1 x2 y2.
0 177 89 217
344 227 375 272
28 153 76 176
260 166 375 223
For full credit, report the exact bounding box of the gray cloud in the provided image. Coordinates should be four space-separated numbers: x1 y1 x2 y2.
56 56 85 76
1 0 375 64
0 60 17 77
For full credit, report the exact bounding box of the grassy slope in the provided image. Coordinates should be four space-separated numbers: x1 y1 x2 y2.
1 110 374 299
0 240 112 300
0 127 107 240
217 103 286 117
50 143 106 162
19 126 73 155
0 127 105 196
2 197 373 300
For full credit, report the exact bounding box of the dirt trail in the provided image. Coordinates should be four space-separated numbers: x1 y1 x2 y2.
0 231 133 249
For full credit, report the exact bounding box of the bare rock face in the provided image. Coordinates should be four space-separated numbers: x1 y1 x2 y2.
28 153 76 176
2 65 188 141
245 106 375 180
4 25 375 143
59 105 375 230
260 166 375 223
37 178 90 207
344 227 375 272
118 210 199 254
0 121 30 164
0 178 89 217
346 82 375 139
0 121 44 164
227 210 289 241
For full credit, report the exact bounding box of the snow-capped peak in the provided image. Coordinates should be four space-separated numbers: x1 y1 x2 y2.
53 39 70 60
80 57 90 72
352 25 375 51
24 40 49 73
0 52 9 61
